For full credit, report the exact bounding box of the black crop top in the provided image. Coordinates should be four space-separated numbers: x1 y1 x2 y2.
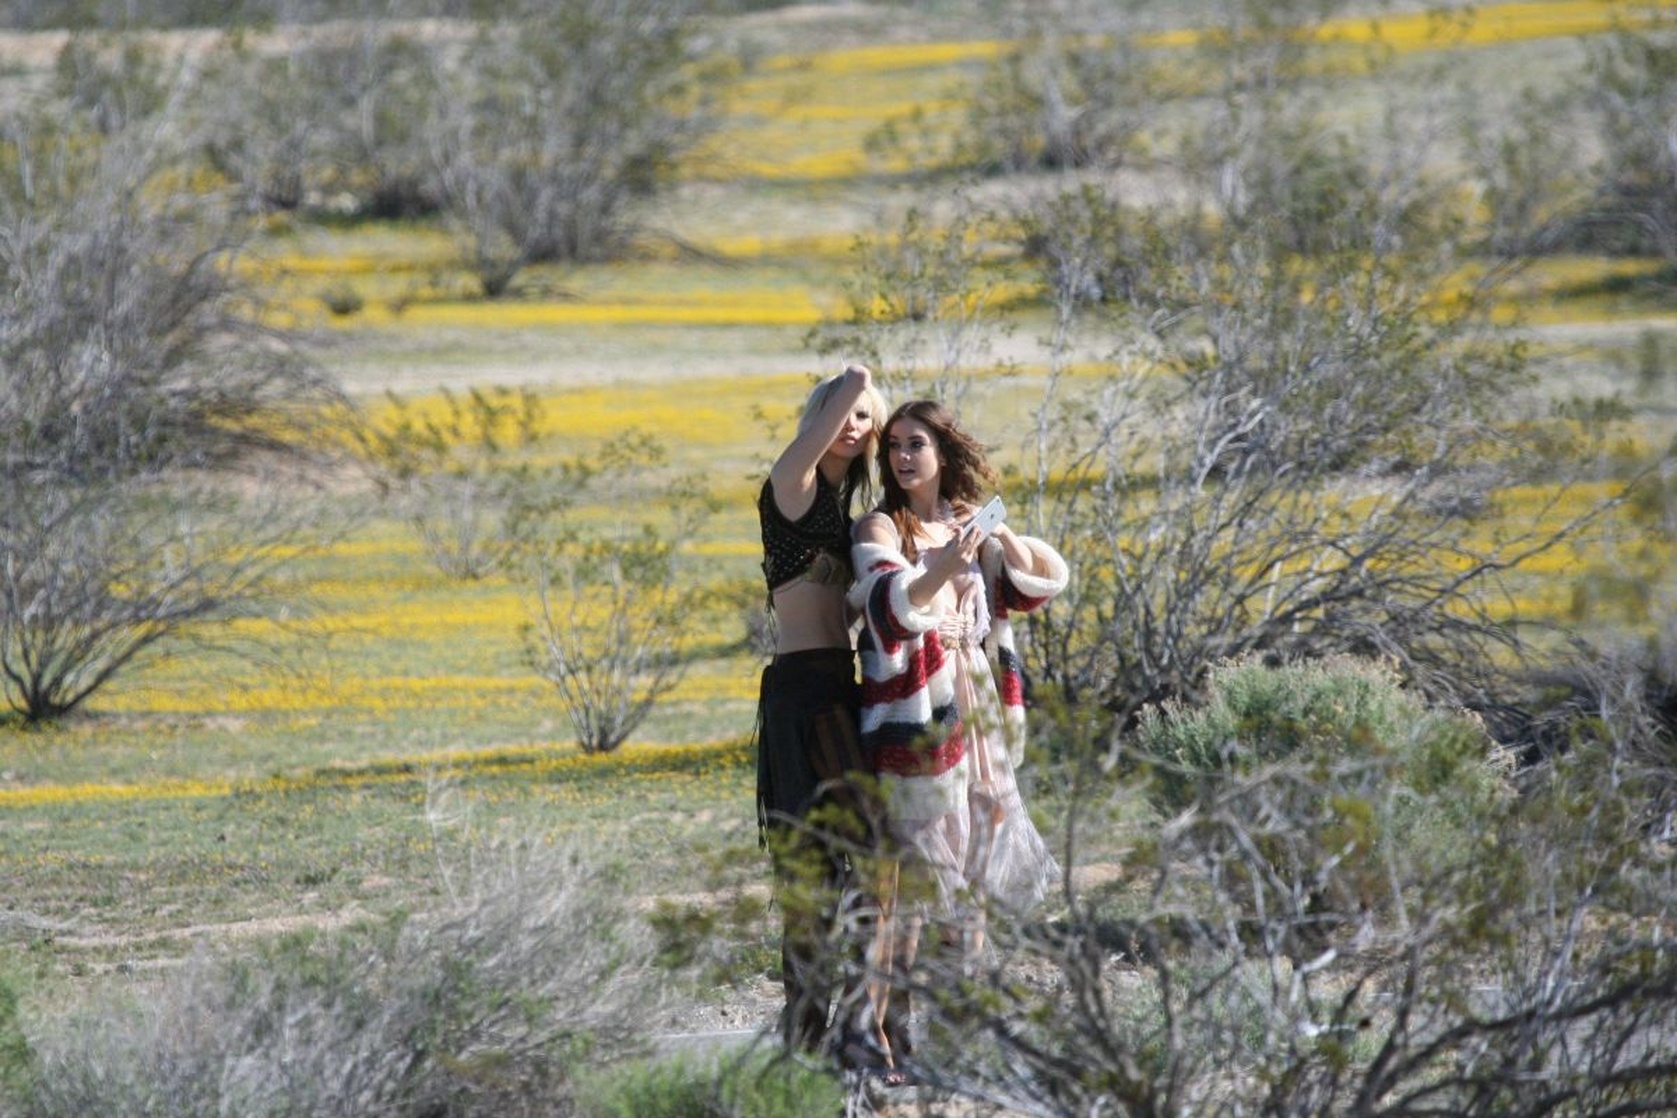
759 471 852 595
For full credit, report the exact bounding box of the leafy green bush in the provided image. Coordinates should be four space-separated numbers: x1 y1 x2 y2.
576 1050 841 1118
1136 655 1515 919
1142 656 1509 804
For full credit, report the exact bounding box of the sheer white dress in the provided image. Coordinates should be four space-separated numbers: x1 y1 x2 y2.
898 556 1060 919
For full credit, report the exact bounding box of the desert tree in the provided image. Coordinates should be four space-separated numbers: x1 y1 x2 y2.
805 191 1015 414
1455 79 1588 259
189 31 323 213
1012 178 1165 536
361 402 717 752
275 8 441 220
865 0 1156 177
189 8 440 218
985 7 1640 734
425 0 717 296
1159 0 1433 259
1446 7 1677 261
358 385 562 581
0 82 350 722
1008 185 1577 725
1573 8 1677 260
523 433 717 754
49 31 173 136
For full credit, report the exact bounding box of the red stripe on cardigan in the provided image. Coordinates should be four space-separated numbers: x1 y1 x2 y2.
996 578 1049 613
862 649 929 706
864 570 925 648
861 627 948 711
876 718 965 777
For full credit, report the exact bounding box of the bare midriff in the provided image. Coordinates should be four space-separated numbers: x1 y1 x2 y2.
771 578 854 654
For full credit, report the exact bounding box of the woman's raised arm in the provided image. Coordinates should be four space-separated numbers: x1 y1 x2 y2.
767 364 872 520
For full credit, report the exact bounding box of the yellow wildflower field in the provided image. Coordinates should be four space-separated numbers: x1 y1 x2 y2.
2 2 1674 966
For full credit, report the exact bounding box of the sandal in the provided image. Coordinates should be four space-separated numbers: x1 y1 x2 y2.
838 1029 914 1087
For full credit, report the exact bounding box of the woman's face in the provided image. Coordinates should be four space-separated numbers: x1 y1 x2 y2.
827 397 876 460
886 417 941 500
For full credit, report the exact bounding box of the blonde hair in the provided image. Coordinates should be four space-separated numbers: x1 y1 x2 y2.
798 371 888 509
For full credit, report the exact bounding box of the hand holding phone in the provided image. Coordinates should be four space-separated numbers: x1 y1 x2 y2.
966 495 1006 541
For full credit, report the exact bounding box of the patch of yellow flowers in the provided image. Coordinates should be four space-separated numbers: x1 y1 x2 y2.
0 738 752 811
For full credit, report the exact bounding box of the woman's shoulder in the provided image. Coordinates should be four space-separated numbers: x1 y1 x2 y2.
855 508 891 529
852 509 898 544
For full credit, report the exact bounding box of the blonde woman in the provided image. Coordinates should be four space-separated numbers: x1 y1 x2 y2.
754 364 888 1063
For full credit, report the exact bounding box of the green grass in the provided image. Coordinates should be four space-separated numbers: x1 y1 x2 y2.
574 1048 845 1118
0 737 760 963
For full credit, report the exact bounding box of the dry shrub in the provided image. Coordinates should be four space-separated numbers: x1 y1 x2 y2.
891 658 1677 1117
14 841 663 1118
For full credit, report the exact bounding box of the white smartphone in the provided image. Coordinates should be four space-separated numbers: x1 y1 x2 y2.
967 495 1006 540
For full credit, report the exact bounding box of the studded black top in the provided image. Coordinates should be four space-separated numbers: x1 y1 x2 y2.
758 471 852 597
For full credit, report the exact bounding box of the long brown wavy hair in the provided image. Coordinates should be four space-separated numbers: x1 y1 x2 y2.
875 399 997 563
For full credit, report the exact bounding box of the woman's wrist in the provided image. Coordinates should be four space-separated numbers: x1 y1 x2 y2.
906 568 944 608
997 529 1035 572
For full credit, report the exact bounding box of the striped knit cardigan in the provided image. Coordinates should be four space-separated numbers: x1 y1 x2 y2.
848 529 1069 784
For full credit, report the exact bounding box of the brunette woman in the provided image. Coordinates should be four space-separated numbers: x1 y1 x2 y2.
845 399 1068 1071
755 363 888 1061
